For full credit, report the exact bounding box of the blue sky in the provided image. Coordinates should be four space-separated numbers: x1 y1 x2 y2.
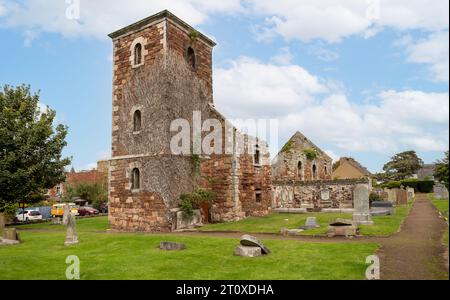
0 0 448 172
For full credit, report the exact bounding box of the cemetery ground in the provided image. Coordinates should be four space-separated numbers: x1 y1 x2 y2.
0 217 377 280
0 194 448 280
200 201 415 237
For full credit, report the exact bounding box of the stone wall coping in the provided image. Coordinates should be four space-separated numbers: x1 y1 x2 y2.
108 10 216 47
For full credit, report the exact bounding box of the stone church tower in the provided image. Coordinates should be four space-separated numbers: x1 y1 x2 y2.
108 10 272 232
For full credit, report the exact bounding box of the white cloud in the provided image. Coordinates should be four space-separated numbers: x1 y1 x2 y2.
214 57 328 118
308 44 340 62
214 58 449 154
247 0 449 42
0 0 243 39
402 31 449 82
0 2 6 17
270 47 294 65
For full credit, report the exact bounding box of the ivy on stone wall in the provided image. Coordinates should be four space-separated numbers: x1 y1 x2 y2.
303 149 318 160
280 140 294 153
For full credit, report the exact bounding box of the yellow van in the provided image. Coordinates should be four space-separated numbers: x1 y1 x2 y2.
51 203 79 218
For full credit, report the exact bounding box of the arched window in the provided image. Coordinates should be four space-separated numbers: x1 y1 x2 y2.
133 110 141 132
298 161 303 180
324 165 328 175
131 168 140 190
312 164 317 180
134 43 142 66
187 47 196 69
254 145 261 165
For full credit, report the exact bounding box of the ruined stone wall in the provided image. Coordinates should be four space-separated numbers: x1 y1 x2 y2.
110 18 271 231
273 179 370 209
167 20 213 100
272 135 332 182
112 21 165 157
109 155 197 232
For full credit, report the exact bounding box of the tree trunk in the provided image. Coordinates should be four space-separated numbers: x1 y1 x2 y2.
0 213 5 234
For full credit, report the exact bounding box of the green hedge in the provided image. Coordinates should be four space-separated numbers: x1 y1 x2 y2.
381 179 434 193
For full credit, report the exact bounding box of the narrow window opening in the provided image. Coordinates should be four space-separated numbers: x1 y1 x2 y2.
132 168 140 190
133 110 141 132
255 189 262 203
134 43 142 66
187 47 196 69
254 145 261 165
298 161 303 180
312 164 317 180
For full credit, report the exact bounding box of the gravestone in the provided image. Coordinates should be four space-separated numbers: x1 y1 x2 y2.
328 219 358 237
234 245 262 257
62 204 70 225
370 201 394 216
160 242 186 251
406 188 415 199
64 213 78 246
396 189 408 206
240 235 271 255
1 228 21 245
301 217 320 230
320 190 330 201
353 184 373 225
434 183 449 199
175 209 203 230
386 189 397 203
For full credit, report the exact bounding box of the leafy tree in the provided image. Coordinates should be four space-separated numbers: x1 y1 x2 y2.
382 151 424 181
435 151 449 189
63 182 108 209
0 85 71 211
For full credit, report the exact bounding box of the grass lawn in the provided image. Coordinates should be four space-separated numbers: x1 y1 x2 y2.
0 218 378 280
428 194 449 247
201 200 415 237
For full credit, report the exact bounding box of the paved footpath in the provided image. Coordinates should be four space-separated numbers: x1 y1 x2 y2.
377 194 448 280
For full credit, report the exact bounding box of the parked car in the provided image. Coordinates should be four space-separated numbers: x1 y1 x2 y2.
78 206 99 216
15 210 43 223
99 203 108 214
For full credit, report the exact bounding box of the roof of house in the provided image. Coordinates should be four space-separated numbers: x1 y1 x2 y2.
336 157 372 176
108 10 216 47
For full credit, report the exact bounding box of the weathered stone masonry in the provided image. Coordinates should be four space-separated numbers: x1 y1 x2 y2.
273 179 370 209
108 10 272 232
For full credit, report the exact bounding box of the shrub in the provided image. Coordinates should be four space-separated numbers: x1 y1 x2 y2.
380 179 434 193
179 188 216 219
369 192 384 205
417 181 434 193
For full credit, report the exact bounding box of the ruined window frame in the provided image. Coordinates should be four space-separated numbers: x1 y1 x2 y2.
312 164 318 180
297 161 304 180
133 109 142 133
134 43 143 66
131 168 141 191
186 46 197 70
255 189 263 203
254 144 261 167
